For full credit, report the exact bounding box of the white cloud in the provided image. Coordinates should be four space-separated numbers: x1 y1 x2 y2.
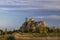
0 7 39 11
34 15 60 19
34 16 45 18
0 0 60 9
47 15 60 19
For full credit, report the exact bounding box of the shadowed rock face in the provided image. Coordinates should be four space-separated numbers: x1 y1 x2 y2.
20 18 46 33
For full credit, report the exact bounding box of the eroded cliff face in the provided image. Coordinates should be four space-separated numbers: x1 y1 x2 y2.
20 18 46 33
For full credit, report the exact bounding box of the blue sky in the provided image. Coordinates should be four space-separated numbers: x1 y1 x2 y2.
0 0 60 30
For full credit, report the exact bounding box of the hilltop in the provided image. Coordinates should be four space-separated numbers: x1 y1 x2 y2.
0 18 60 40
20 18 47 33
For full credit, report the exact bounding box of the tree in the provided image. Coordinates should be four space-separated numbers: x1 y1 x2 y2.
47 27 55 33
56 28 60 33
0 30 3 35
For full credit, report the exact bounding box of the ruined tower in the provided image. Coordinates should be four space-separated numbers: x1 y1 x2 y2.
25 18 35 22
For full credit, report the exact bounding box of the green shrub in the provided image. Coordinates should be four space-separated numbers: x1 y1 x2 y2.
6 36 15 40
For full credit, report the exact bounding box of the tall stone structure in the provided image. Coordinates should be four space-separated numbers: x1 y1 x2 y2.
21 18 46 32
37 21 46 27
25 18 35 22
25 18 46 27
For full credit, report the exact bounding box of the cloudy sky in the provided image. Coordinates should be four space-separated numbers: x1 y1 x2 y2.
0 0 60 30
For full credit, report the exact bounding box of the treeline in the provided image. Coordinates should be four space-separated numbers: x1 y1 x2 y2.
0 29 19 35
0 21 60 36
20 26 60 33
19 22 60 33
0 27 60 34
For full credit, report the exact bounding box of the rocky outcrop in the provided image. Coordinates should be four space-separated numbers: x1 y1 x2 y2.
20 18 46 33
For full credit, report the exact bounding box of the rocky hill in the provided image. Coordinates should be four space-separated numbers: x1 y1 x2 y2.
20 18 47 33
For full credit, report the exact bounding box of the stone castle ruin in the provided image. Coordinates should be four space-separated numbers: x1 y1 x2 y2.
20 18 46 33
25 18 46 27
